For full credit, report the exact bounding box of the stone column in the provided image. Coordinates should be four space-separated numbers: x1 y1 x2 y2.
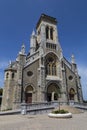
52 92 55 101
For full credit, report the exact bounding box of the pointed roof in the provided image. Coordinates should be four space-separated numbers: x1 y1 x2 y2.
32 29 35 36
19 44 25 55
36 14 57 29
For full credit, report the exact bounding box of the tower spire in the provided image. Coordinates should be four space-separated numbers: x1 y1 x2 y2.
30 29 36 55
71 54 75 64
19 44 25 55
32 29 35 36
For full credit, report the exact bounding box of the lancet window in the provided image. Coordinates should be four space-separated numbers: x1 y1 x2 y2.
46 26 49 39
46 56 57 76
46 26 54 40
50 27 53 40
12 73 15 79
6 73 9 79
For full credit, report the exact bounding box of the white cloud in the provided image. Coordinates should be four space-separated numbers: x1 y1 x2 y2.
78 65 87 100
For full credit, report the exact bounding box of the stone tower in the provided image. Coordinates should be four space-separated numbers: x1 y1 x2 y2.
1 62 17 110
1 44 26 110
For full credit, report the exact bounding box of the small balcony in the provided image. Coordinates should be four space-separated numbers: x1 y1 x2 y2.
46 75 62 81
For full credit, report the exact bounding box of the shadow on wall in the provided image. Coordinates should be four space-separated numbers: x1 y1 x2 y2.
0 88 3 106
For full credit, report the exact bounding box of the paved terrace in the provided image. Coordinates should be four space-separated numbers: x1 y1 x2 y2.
0 112 87 130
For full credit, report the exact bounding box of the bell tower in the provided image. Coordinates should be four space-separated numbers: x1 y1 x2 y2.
36 14 63 58
35 14 63 101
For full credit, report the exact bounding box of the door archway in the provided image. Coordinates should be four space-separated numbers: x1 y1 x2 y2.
25 85 33 103
47 83 60 101
69 88 75 100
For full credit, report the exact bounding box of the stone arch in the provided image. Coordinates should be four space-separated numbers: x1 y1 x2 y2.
25 85 34 103
69 88 75 100
45 51 60 60
46 82 61 102
45 52 59 76
6 72 9 79
24 83 35 92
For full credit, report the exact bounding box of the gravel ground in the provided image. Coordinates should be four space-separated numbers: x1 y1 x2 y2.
58 105 83 114
0 111 87 130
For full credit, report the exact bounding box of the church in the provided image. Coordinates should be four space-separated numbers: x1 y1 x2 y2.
1 14 83 110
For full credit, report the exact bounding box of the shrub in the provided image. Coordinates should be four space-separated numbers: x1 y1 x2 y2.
52 109 68 114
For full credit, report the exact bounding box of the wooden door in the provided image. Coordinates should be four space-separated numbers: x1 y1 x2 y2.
25 93 32 103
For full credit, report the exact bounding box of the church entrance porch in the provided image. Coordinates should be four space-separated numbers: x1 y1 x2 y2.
47 93 51 102
25 93 32 103
25 85 33 103
47 83 60 102
69 88 75 100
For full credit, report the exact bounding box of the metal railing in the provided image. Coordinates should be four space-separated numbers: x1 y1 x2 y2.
21 101 70 115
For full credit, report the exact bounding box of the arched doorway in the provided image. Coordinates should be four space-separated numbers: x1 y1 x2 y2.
69 88 75 100
47 83 60 102
25 85 33 103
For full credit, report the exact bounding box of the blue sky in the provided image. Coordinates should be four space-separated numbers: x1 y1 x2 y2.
0 0 87 99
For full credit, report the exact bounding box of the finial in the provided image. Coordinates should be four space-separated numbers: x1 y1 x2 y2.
71 54 75 64
32 29 35 36
9 60 12 68
9 60 12 65
21 43 25 54
19 43 25 55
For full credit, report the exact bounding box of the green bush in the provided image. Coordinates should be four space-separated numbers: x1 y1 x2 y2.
52 109 68 114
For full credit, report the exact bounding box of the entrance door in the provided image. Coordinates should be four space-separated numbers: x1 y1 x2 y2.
25 93 32 103
69 88 75 100
47 93 51 101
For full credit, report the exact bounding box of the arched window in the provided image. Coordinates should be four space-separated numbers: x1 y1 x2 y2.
50 28 53 40
6 73 9 79
46 26 49 39
46 56 57 76
12 73 15 79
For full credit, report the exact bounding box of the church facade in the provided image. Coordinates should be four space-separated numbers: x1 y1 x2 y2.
1 14 83 110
